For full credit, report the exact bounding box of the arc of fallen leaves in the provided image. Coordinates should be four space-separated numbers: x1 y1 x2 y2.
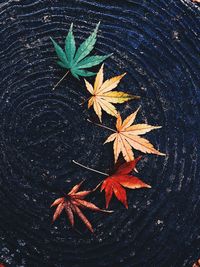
49 20 166 234
51 181 112 233
85 64 140 122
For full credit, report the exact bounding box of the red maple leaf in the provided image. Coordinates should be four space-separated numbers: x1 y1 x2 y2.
100 156 151 208
51 181 112 233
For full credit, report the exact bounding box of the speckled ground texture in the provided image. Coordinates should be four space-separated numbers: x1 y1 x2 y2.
0 0 200 266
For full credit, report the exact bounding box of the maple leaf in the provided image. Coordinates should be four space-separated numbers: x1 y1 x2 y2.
104 107 165 162
85 64 140 122
51 181 112 233
101 157 151 208
51 22 111 81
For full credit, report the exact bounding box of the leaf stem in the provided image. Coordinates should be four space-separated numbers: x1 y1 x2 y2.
53 70 69 90
79 96 90 106
87 119 116 132
72 160 108 176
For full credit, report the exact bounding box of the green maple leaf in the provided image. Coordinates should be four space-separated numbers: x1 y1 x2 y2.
50 22 112 82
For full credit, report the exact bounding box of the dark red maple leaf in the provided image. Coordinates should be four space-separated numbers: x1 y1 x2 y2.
100 156 151 208
51 181 112 233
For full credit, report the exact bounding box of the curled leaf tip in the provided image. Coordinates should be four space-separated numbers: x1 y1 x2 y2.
96 21 101 27
107 53 113 57
103 209 114 213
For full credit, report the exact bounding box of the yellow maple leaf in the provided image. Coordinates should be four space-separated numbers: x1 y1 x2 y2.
104 107 165 162
84 64 140 122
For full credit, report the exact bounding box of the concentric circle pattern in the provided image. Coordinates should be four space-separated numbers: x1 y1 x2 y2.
0 0 200 266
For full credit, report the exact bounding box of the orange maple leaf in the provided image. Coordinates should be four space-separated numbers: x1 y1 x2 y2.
84 64 139 122
51 181 112 233
104 107 165 162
